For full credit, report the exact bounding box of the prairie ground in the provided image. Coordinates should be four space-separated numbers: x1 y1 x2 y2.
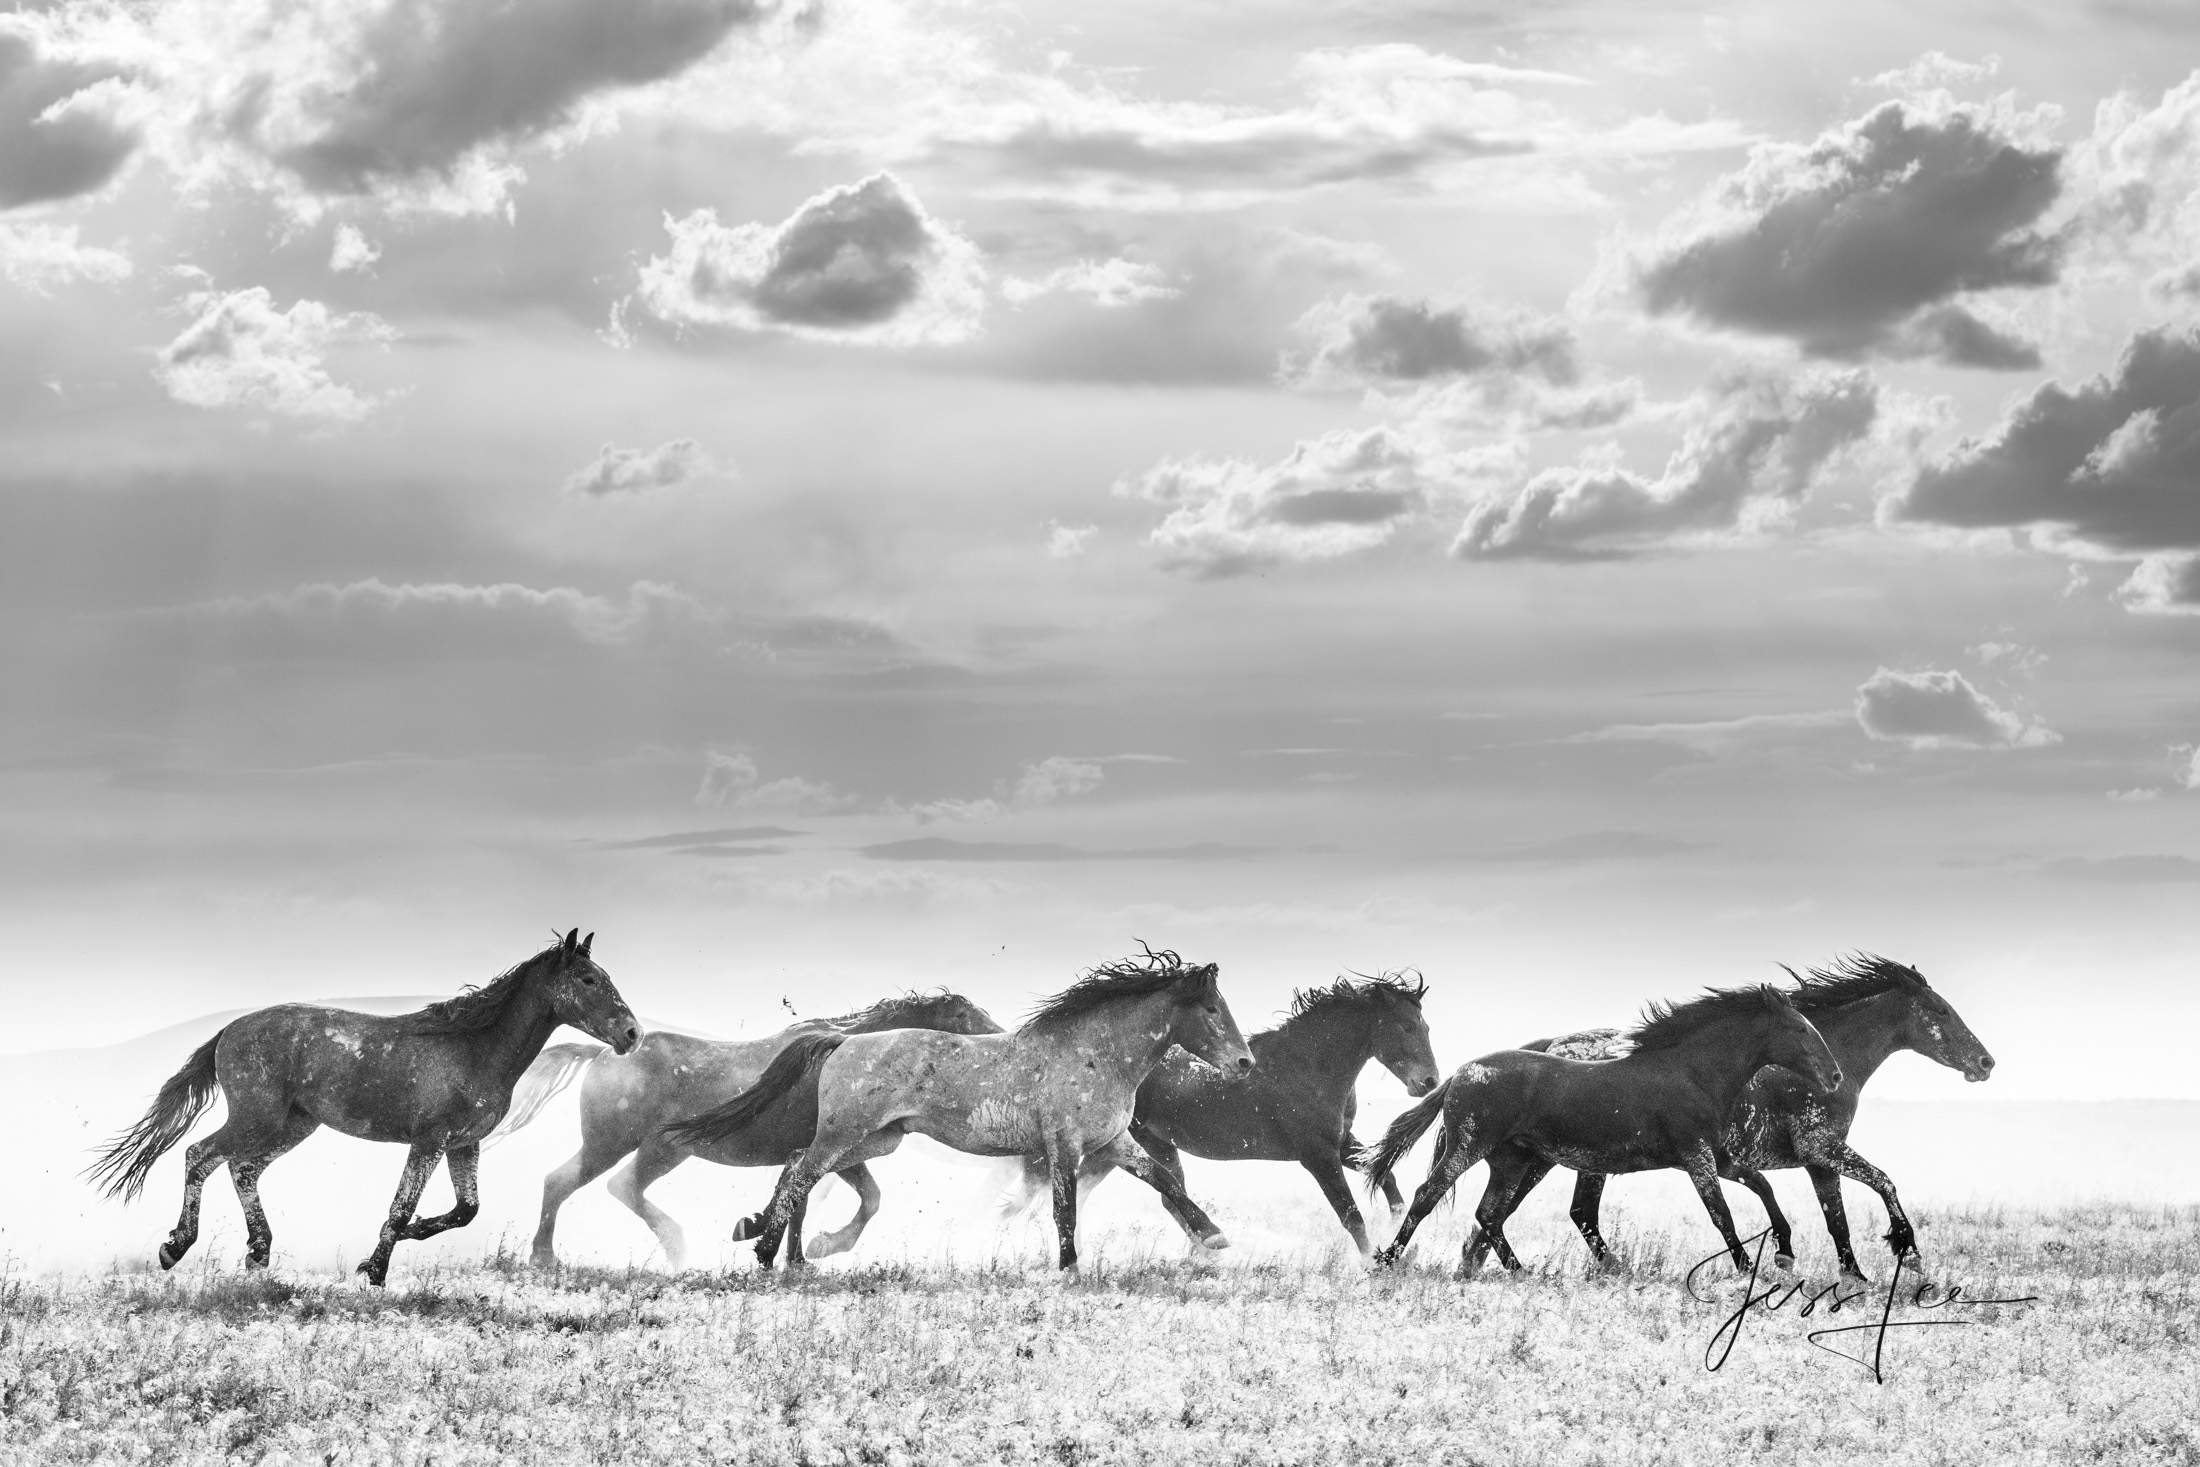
1 1202 2193 1466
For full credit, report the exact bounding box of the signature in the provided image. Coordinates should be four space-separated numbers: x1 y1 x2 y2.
1686 1228 2037 1382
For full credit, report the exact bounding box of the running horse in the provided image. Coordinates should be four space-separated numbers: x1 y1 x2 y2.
1004 971 1442 1255
493 990 1002 1268
89 930 639 1285
670 947 1255 1270
1368 984 1840 1275
1523 953 1993 1278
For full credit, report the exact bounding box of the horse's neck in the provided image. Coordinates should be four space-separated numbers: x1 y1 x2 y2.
1670 1018 1789 1114
1258 1005 1376 1099
1809 993 1910 1090
1040 994 1180 1087
469 983 564 1092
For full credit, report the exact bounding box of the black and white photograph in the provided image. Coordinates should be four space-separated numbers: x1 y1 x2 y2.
2 0 2196 1460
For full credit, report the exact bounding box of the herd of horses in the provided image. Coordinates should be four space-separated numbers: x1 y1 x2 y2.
90 930 1993 1286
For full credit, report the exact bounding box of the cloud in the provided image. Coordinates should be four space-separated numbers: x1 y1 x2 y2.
1455 368 1877 560
1286 294 1577 386
859 838 1263 863
1002 258 1176 309
563 439 721 497
1853 667 2059 749
1121 423 1518 577
1568 710 1850 753
598 825 803 850
1461 831 1702 862
1892 326 2200 608
2180 744 2200 791
1010 756 1103 806
146 578 715 659
153 287 397 424
0 221 131 291
328 224 380 274
2042 854 2200 883
1045 523 1097 559
0 27 138 210
1634 100 2062 366
632 173 986 346
695 750 858 814
225 0 766 203
2082 73 2200 299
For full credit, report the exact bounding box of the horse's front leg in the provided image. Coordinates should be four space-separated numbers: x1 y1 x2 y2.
1568 1172 1615 1264
749 1150 828 1270
1302 1151 1372 1256
401 1143 481 1242
1682 1143 1749 1272
359 1142 443 1287
1046 1134 1083 1269
1806 1138 1918 1268
1097 1133 1228 1251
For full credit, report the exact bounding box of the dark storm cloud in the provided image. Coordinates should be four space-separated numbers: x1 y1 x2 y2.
263 0 766 194
1853 667 2058 750
1455 370 1876 560
860 838 1266 863
1288 295 1577 385
1893 325 2200 559
1636 102 2062 367
0 30 137 209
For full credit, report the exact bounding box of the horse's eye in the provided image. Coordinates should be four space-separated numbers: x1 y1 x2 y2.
582 975 596 986
1204 1005 1218 1015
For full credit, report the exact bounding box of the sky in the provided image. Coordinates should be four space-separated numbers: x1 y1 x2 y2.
4 0 2199 1101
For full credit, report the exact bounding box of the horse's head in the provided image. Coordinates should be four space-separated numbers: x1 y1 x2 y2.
1166 962 1254 1076
543 929 641 1055
1756 987 1841 1093
1367 972 1441 1096
1886 963 1995 1082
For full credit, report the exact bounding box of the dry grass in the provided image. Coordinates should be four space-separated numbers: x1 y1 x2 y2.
1 1203 2193 1465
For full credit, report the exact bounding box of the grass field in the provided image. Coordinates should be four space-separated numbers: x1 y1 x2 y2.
2 1202 2193 1466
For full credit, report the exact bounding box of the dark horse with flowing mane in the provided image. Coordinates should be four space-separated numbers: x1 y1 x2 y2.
90 930 639 1285
1003 971 1441 1254
493 990 1002 1268
669 947 1254 1270
1368 984 1839 1274
1522 954 1993 1278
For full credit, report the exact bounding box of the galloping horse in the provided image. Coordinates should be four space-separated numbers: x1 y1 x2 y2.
495 990 1001 1268
1368 984 1839 1275
670 947 1254 1270
1524 954 1993 1278
90 929 639 1285
1004 971 1441 1254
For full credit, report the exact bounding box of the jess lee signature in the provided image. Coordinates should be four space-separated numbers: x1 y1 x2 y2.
1686 1229 2038 1382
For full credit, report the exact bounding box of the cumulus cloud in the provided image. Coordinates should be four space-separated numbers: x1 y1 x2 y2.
1455 369 1877 560
214 0 766 204
893 755 1107 824
563 439 720 497
1853 667 2059 749
1119 423 1517 577
146 579 716 659
0 27 138 210
2181 744 2200 791
1045 522 1097 559
1892 325 2200 608
153 287 397 424
0 221 131 290
695 750 858 814
1286 294 1577 387
1002 257 1176 309
632 173 985 346
2082 72 2200 300
328 224 380 273
1635 100 2062 366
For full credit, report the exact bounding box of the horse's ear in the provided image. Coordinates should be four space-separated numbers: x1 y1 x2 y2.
563 928 579 954
580 931 594 956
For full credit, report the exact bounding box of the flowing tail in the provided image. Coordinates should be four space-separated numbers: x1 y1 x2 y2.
663 1033 845 1151
488 1042 607 1141
86 1029 226 1202
1362 1077 1451 1202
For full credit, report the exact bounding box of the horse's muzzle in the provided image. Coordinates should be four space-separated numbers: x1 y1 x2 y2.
1407 1074 1439 1097
1965 1053 1995 1082
613 1025 641 1056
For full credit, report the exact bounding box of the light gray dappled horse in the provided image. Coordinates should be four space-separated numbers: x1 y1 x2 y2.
90 929 639 1285
493 990 1003 1268
670 947 1255 1270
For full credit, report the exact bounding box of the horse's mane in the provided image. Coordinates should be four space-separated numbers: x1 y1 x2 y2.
394 940 563 1036
1625 983 1793 1054
830 989 995 1033
1021 946 1215 1034
1784 953 1931 1015
1280 970 1426 1028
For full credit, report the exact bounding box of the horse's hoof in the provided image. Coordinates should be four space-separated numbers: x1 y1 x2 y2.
1372 1247 1400 1269
529 1251 559 1270
730 1217 760 1243
1773 1253 1797 1272
805 1235 850 1261
245 1255 270 1272
157 1242 183 1271
1198 1231 1231 1252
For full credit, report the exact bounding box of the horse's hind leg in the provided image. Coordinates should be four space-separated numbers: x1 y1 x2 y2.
1373 1120 1485 1268
1463 1146 1552 1275
606 1140 692 1269
532 1139 632 1269
399 1144 481 1243
805 1164 882 1260
1098 1133 1227 1252
1731 1167 1796 1267
358 1142 442 1287
231 1112 320 1270
1568 1173 1615 1264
